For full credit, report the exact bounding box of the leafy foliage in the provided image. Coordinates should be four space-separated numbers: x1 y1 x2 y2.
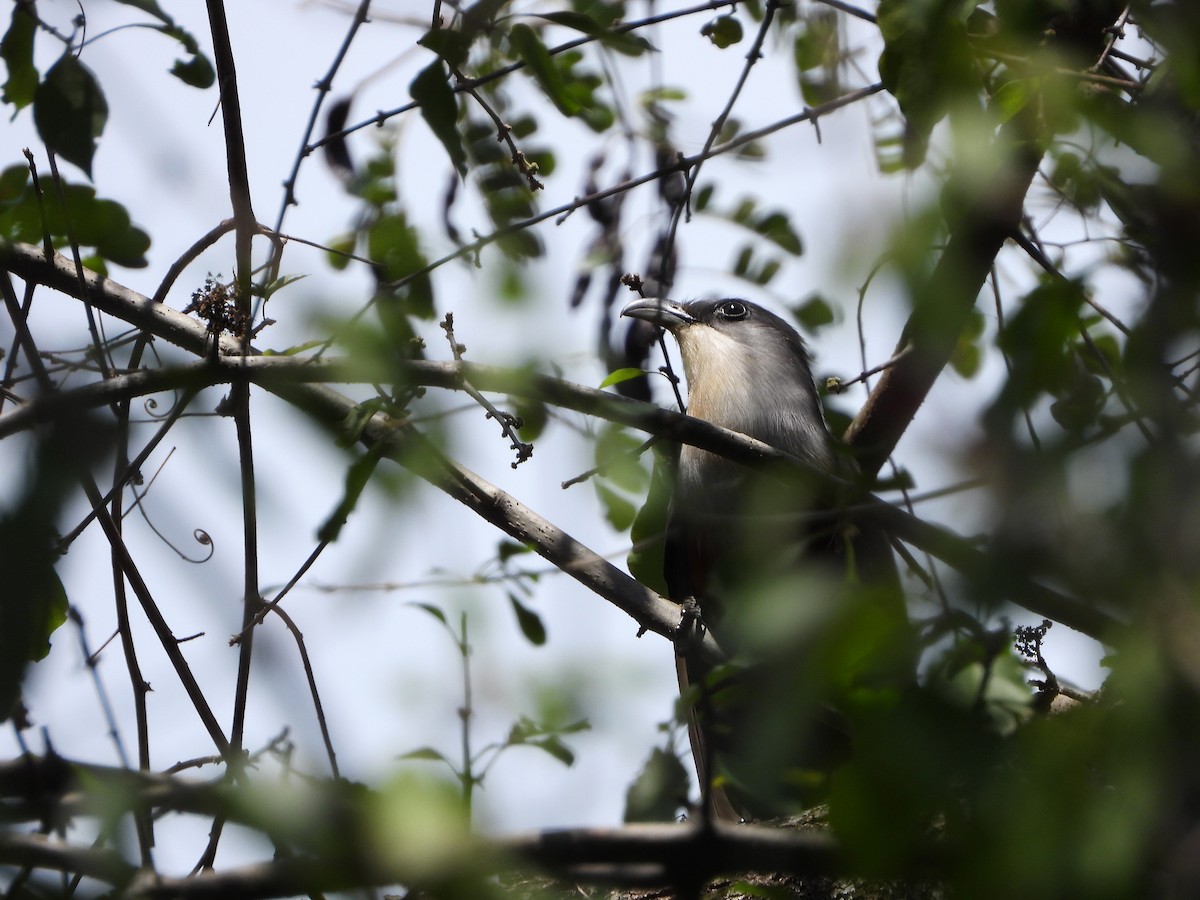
3 0 1200 897
0 164 151 268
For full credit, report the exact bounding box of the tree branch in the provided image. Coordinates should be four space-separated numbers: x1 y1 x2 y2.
0 243 1121 639
0 754 927 898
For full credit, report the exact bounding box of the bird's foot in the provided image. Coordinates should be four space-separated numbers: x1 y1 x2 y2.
675 596 706 652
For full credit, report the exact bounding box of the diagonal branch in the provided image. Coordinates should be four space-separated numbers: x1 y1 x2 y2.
843 114 1044 476
0 243 1121 639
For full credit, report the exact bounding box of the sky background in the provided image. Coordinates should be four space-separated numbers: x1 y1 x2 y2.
1 0 1110 872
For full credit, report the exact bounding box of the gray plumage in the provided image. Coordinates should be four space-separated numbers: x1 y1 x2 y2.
622 296 903 821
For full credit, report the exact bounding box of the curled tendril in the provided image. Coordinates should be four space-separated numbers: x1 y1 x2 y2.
143 389 189 420
133 491 215 563
188 529 215 562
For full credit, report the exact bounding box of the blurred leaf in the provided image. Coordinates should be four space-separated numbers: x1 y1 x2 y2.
753 212 803 255
793 9 838 71
594 424 649 493
0 166 150 267
599 367 646 388
728 244 784 286
704 196 803 255
1 2 37 109
927 641 1035 736
507 592 547 646
408 602 449 628
112 0 173 19
640 85 687 105
0 164 153 266
792 295 835 331
624 746 690 822
1079 332 1120 376
950 308 986 378
596 482 637 532
0 415 111 722
991 279 1086 422
368 213 434 317
400 746 454 765
701 14 744 49
877 0 979 167
317 446 383 542
509 24 580 117
325 233 356 270
506 715 588 766
508 395 547 440
108 0 213 87
418 28 473 69
537 11 655 56
991 78 1033 124
372 771 481 883
463 114 545 258
410 60 467 177
1049 363 1106 432
628 449 674 596
497 539 531 563
165 31 215 89
255 273 308 300
528 736 575 766
34 53 108 177
800 74 840 106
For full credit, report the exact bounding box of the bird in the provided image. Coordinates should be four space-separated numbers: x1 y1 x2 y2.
621 296 909 821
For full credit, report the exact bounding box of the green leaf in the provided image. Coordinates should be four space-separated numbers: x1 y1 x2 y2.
1 2 37 109
599 367 647 388
596 482 637 532
950 308 985 379
507 593 547 646
255 273 308 301
701 14 744 49
876 0 979 168
0 415 111 722
508 395 547 440
400 746 454 765
110 0 214 86
508 24 581 117
368 213 434 317
168 41 215 89
410 60 467 177
497 539 531 563
112 0 173 19
326 232 357 270
409 602 449 628
988 280 1086 430
1049 363 1106 432
792 295 835 331
702 197 803 256
627 450 673 596
536 11 654 56
418 28 473 69
594 424 649 493
529 736 575 766
0 169 151 267
34 53 108 177
754 211 803 255
624 746 690 822
793 9 838 72
317 447 383 542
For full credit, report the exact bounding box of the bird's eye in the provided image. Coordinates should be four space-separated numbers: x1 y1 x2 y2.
717 300 749 320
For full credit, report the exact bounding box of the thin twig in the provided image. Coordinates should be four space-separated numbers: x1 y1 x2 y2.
440 311 533 467
269 0 373 283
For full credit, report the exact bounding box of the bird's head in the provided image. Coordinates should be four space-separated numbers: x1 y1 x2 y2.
621 297 838 470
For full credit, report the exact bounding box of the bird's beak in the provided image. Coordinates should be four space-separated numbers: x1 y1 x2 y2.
620 297 695 331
